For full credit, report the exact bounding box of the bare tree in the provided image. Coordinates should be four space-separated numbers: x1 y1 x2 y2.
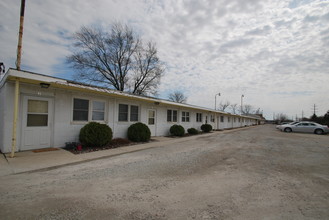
230 103 238 114
255 108 262 114
130 42 164 95
219 101 230 111
275 113 289 123
168 91 187 103
241 104 253 114
67 23 164 95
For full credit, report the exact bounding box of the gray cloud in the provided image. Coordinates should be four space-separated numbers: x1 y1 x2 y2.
1 0 329 118
246 25 272 36
219 38 253 53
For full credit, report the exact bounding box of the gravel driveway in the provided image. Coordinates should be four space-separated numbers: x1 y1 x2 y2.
0 125 328 219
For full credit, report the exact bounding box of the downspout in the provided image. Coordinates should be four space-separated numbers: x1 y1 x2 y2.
10 78 20 158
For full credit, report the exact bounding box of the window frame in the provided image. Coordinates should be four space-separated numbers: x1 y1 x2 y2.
181 111 190 122
27 99 49 127
196 113 202 122
118 103 140 122
72 97 106 123
118 104 129 122
211 115 215 122
92 100 106 121
148 109 156 125
73 98 90 122
167 109 178 122
130 105 139 122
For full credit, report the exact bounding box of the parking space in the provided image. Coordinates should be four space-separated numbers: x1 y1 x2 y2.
0 125 328 219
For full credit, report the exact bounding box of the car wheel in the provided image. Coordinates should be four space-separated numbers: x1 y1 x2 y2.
284 127 292 133
314 129 324 135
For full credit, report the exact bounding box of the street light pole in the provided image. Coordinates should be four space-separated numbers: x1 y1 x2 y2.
214 93 221 110
241 94 244 115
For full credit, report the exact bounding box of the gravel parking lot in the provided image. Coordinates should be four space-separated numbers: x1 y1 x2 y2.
0 125 328 219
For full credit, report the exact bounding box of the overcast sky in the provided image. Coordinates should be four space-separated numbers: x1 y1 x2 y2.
1 0 329 119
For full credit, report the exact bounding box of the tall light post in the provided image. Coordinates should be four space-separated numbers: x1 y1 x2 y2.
214 93 221 110
240 94 244 115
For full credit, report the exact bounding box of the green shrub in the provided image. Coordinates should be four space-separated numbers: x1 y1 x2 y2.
187 128 199 135
201 124 212 133
170 124 185 136
79 122 113 147
127 122 151 142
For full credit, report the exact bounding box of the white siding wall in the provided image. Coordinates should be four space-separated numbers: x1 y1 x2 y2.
53 91 83 147
0 80 260 153
0 83 6 152
0 83 16 153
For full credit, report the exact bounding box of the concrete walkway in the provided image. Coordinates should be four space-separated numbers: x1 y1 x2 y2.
0 128 249 177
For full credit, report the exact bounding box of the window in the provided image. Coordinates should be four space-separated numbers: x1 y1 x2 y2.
238 118 241 122
220 116 224 122
234 117 236 123
196 113 202 122
148 110 155 125
73 98 106 122
119 104 129 121
182 111 190 122
27 100 48 127
130 105 139 121
211 115 215 122
228 117 231 122
118 104 139 122
167 110 177 122
92 101 105 121
73 98 89 121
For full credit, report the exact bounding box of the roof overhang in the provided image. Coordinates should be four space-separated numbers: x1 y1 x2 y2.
2 68 259 119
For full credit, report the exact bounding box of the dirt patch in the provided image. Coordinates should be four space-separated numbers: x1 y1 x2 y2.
32 148 59 153
63 138 158 154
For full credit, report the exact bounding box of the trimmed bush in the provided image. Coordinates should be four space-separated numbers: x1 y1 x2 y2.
127 122 151 142
170 124 185 136
187 128 199 135
79 122 113 148
201 124 212 133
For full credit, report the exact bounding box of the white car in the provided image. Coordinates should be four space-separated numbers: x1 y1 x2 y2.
280 121 329 135
276 121 298 130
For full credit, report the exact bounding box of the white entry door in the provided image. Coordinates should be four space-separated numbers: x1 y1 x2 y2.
148 109 156 136
21 96 53 151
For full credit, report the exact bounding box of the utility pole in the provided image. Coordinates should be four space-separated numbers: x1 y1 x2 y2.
313 104 317 115
11 0 25 158
16 0 26 70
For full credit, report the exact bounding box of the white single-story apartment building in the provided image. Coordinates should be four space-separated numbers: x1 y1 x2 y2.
0 69 260 153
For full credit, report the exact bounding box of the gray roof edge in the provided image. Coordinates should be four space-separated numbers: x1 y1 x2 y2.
3 69 257 119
